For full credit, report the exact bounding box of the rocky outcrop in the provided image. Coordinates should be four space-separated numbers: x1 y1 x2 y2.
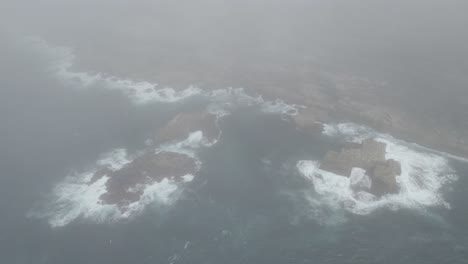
89 110 221 208
155 111 220 144
293 109 325 135
98 151 197 206
319 139 401 196
270 73 468 160
320 139 386 176
368 159 401 195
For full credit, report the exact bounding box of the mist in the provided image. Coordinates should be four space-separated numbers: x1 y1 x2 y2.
3 0 468 83
1 1 468 263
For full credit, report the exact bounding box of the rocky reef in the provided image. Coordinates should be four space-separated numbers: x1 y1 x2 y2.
89 111 221 209
91 151 198 207
281 74 468 160
319 139 401 196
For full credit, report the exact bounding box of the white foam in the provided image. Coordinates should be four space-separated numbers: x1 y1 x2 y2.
182 174 195 183
32 172 121 228
33 126 222 227
349 168 371 190
298 123 459 220
157 131 208 160
120 178 179 218
31 147 187 227
322 123 377 143
322 122 468 163
379 138 457 208
23 37 202 104
96 148 131 171
207 87 263 107
103 80 202 104
25 37 304 119
260 99 302 116
205 87 303 118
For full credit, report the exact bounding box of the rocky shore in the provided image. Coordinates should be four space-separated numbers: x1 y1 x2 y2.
46 33 468 160
255 73 468 159
319 139 401 196
136 65 468 160
87 111 221 209
130 61 468 160
91 151 198 207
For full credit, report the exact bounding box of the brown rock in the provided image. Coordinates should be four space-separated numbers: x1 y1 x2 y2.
155 111 220 144
320 150 356 176
319 139 401 196
369 159 401 195
320 139 386 176
94 151 197 206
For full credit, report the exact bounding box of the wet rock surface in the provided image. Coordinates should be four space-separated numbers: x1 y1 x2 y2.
90 151 197 207
320 139 386 176
369 159 401 195
319 139 401 196
251 73 468 160
88 111 221 209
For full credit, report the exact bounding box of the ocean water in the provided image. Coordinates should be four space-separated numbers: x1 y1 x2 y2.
1 37 468 264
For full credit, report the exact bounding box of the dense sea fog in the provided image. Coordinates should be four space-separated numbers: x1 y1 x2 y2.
0 32 467 264
2 1 468 263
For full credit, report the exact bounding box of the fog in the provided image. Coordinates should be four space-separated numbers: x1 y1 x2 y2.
3 1 468 124
1 1 468 263
3 0 468 84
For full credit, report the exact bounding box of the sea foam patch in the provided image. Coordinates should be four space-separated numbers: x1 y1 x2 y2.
297 122 459 221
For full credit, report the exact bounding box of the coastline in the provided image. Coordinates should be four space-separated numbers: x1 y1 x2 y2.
61 43 468 160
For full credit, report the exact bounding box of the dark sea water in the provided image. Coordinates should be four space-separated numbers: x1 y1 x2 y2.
1 37 468 264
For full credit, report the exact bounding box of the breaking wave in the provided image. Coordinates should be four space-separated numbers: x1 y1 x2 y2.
29 149 181 228
156 131 208 165
30 131 215 228
323 122 468 163
297 122 459 223
24 37 203 104
23 36 302 118
205 87 302 118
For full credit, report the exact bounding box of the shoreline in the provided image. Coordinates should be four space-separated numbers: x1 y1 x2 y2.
66 47 468 160
28 35 468 160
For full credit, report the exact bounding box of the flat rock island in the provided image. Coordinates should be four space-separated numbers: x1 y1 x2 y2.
319 139 401 196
